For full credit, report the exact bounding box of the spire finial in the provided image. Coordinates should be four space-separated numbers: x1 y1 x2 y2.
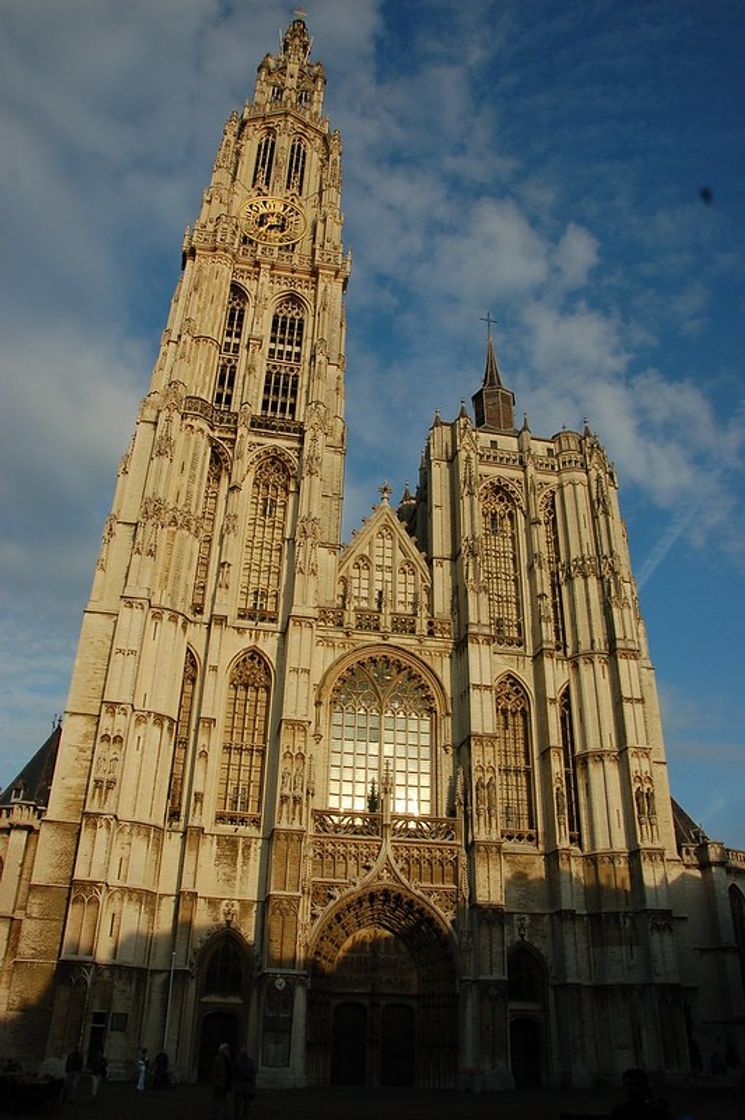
480 311 496 342
378 481 392 504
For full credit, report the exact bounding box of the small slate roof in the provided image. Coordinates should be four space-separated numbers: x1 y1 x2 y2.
0 724 61 808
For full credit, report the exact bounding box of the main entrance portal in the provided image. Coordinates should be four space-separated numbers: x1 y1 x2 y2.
308 887 456 1088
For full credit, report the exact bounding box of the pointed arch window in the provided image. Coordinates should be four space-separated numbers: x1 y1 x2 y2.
252 130 276 187
217 652 271 825
730 886 745 998
350 557 371 608
204 937 244 996
373 528 393 609
192 449 222 614
559 687 581 846
286 138 307 194
397 562 417 613
495 676 535 839
214 286 248 410
168 649 197 821
262 297 304 419
482 485 523 646
329 656 435 815
543 494 566 652
238 457 290 621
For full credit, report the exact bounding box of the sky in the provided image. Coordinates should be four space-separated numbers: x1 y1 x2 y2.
1 0 744 847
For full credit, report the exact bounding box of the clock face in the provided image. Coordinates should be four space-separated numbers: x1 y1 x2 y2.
240 197 306 245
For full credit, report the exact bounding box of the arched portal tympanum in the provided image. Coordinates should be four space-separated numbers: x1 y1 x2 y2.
307 885 456 1088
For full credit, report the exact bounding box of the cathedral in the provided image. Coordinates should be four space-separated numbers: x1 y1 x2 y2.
1 16 744 1091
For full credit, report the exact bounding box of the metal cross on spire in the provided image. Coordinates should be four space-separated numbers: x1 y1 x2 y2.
480 312 497 341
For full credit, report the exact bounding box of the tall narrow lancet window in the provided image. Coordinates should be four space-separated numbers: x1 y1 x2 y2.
238 457 290 620
543 493 566 652
373 528 393 609
252 130 276 187
168 649 197 820
730 886 745 998
329 657 434 816
213 286 247 410
482 484 523 646
192 449 221 615
559 688 581 846
261 297 304 419
286 137 307 194
495 676 535 838
350 558 371 607
217 652 271 825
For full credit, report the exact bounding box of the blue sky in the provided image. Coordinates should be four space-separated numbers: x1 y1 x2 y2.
1 0 743 846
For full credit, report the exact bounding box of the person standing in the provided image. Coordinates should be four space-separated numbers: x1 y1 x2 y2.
64 1045 83 1101
232 1046 256 1120
89 1051 107 1100
211 1043 232 1120
136 1047 149 1091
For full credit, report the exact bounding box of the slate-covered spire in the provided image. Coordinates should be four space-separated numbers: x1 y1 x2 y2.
472 335 515 430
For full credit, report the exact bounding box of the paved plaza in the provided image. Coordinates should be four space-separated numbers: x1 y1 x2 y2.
39 1076 743 1120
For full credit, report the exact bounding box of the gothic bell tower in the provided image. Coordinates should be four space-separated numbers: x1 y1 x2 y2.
6 16 351 1077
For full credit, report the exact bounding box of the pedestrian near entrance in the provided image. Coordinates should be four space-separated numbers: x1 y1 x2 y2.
89 1051 107 1100
232 1046 256 1120
211 1042 232 1120
136 1047 149 1091
64 1045 83 1101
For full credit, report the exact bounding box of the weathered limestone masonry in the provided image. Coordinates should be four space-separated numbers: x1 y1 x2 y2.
1 16 744 1092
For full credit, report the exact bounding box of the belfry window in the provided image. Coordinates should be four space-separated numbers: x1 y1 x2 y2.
213 286 247 410
495 675 535 837
253 130 276 187
261 297 304 419
286 138 307 194
238 457 290 620
168 649 197 820
217 652 271 824
559 687 581 846
481 484 523 646
329 656 435 815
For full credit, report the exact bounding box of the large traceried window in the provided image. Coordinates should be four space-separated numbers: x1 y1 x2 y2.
329 656 435 815
217 652 271 825
495 675 535 838
214 286 248 410
286 137 307 194
559 687 581 846
238 457 290 620
543 493 566 652
262 297 304 419
252 130 276 187
168 649 197 820
482 484 523 646
192 449 221 614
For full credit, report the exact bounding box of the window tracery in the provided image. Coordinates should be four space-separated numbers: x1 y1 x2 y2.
238 457 290 620
286 137 307 194
262 296 304 419
329 656 435 816
214 286 247 410
482 484 523 646
252 130 276 187
495 676 535 837
217 652 271 823
168 649 197 820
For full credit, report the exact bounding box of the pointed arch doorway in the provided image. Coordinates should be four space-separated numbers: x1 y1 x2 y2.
308 886 456 1088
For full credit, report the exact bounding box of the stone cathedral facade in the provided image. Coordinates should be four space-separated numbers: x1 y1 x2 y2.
1 17 744 1091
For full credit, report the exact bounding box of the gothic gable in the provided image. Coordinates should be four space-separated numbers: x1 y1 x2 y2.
337 500 430 613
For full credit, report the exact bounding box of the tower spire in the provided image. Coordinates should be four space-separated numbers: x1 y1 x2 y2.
471 318 515 430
